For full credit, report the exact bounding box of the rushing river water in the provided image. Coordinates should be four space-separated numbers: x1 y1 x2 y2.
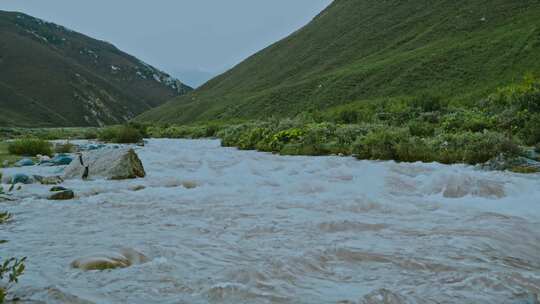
1 139 540 304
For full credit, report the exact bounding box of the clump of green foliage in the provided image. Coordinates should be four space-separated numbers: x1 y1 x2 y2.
7 138 52 156
0 142 18 167
98 125 143 144
0 256 26 303
83 130 98 140
54 142 74 154
353 128 520 164
480 74 540 145
0 210 26 304
0 212 12 224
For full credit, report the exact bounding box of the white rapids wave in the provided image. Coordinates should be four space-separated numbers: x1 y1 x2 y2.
1 139 539 304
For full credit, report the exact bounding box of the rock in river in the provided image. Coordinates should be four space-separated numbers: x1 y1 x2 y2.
63 148 145 180
71 248 148 271
51 154 73 166
48 190 74 200
2 173 33 185
15 158 34 167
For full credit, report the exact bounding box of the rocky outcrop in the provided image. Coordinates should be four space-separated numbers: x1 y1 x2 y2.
63 148 145 180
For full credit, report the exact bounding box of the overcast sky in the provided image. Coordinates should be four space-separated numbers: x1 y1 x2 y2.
0 0 332 87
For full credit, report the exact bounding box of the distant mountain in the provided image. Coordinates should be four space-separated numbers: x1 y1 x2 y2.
0 10 192 127
137 0 540 124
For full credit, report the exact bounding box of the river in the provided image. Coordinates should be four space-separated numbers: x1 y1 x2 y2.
1 139 539 303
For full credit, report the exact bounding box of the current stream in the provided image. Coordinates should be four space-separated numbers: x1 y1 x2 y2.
1 139 540 303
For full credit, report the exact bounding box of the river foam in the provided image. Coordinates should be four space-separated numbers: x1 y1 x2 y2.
1 139 539 303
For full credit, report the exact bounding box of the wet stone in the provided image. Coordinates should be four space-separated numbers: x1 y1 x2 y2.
71 248 148 271
48 190 74 200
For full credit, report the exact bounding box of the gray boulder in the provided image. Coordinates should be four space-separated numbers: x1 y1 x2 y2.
63 148 145 180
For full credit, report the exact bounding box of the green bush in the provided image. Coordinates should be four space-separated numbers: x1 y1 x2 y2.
98 126 143 144
353 128 409 160
269 128 304 151
7 138 52 156
237 126 272 150
408 120 436 137
97 127 118 142
126 122 149 138
519 113 540 145
395 137 435 163
83 130 98 140
484 75 540 114
55 142 74 153
352 129 519 164
113 126 143 144
333 124 372 155
441 110 494 132
218 124 259 147
434 131 521 164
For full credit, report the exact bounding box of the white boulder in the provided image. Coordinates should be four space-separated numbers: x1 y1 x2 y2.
63 148 145 180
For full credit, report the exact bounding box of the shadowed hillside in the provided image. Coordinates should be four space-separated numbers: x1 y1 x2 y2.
0 11 192 127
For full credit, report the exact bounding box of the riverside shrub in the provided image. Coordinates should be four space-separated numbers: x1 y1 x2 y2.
98 125 143 144
7 138 52 156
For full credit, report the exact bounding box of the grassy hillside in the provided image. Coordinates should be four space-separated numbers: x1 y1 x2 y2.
138 0 540 123
0 11 192 127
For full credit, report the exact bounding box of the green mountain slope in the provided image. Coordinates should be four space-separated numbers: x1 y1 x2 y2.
0 11 192 127
138 0 540 124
